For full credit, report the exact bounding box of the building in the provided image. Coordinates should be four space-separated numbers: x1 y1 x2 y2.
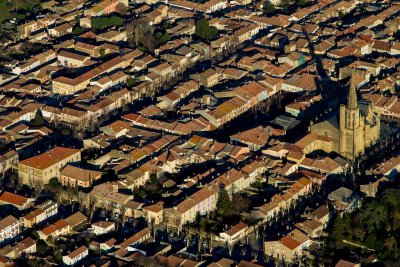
92 221 115 235
264 229 311 263
117 228 151 249
59 165 102 188
0 191 34 210
18 147 81 186
88 183 133 215
218 222 248 246
37 219 71 240
0 216 20 243
310 72 380 161
0 237 36 259
62 246 88 266
142 202 164 225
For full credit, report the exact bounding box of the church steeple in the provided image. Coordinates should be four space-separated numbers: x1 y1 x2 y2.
347 71 358 109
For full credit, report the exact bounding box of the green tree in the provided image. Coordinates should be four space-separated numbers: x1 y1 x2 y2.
296 0 306 6
72 25 84 35
32 110 45 127
99 48 106 57
91 16 124 31
160 32 171 44
127 77 137 87
36 240 50 256
394 30 400 41
195 19 218 41
48 177 61 190
339 11 345 20
263 2 275 14
280 0 292 10
52 250 63 263
216 189 232 218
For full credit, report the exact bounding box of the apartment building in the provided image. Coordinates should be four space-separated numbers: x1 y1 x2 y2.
0 216 20 243
20 201 58 228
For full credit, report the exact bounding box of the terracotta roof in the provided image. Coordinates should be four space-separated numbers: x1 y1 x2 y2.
66 245 87 259
0 215 18 230
279 235 301 250
19 147 80 170
0 191 29 207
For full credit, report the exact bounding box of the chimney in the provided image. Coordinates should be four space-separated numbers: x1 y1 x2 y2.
111 184 118 193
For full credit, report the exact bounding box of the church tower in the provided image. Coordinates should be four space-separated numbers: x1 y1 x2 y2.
339 71 366 161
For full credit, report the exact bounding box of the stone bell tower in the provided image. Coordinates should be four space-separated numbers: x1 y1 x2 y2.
339 70 365 161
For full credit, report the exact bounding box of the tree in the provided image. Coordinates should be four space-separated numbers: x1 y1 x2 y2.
32 110 45 127
159 32 171 44
130 18 158 52
72 25 84 35
127 77 137 87
195 19 218 41
232 193 250 215
216 189 232 218
48 178 60 190
296 0 306 6
101 169 117 181
338 11 345 20
91 16 124 31
263 2 275 14
52 250 63 263
99 48 106 57
394 30 400 41
280 0 292 10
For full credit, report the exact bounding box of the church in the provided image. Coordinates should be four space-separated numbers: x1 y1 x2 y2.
309 72 380 161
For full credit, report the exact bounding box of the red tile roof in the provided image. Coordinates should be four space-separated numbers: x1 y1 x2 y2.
19 147 80 170
0 191 28 207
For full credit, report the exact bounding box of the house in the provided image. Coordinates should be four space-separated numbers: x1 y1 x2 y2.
48 22 73 37
0 237 36 259
304 204 330 228
100 238 117 252
374 156 400 180
86 0 128 16
197 68 219 88
92 221 115 235
57 50 91 68
0 216 20 243
335 260 361 267
218 222 248 246
59 165 102 188
142 202 164 225
63 246 89 266
20 209 46 228
18 147 81 186
0 191 34 210
88 183 133 215
0 150 18 175
328 187 360 215
360 176 387 197
295 219 323 238
264 229 311 263
117 228 151 249
37 219 71 240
